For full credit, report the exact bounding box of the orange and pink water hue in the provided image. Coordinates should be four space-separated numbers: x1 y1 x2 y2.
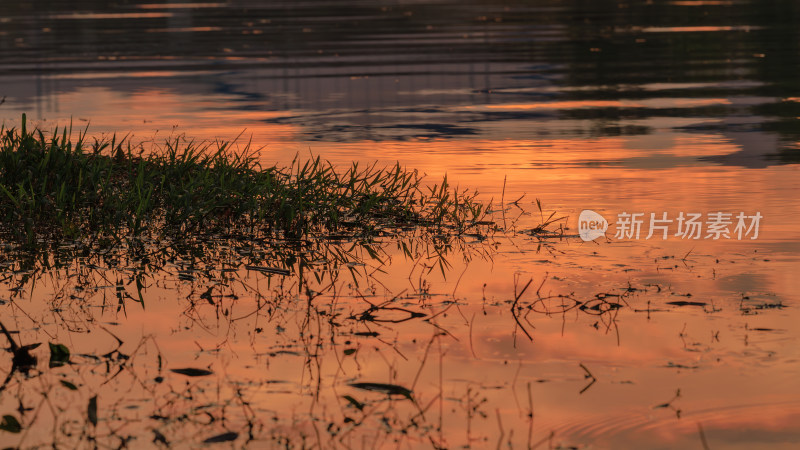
2 0 800 447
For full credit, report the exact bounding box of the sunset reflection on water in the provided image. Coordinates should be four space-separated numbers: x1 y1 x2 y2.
1 0 800 447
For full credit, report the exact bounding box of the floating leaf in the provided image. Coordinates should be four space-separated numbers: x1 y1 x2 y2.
59 380 78 390
349 382 413 399
88 396 98 426
153 429 169 445
353 331 379 337
202 431 238 443
200 286 214 304
342 395 364 411
245 265 290 276
666 301 706 307
49 343 71 368
343 348 356 356
0 415 21 433
170 368 214 377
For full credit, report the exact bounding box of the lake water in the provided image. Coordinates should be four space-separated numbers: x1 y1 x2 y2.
1 0 799 448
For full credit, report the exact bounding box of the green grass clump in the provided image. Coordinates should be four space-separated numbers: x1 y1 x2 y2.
0 115 490 247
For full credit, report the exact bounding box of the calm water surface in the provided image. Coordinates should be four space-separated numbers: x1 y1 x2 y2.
1 1 799 448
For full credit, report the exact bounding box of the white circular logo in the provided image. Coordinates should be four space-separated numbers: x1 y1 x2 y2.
578 209 608 241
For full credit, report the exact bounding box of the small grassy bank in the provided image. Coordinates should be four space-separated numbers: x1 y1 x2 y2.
0 115 490 248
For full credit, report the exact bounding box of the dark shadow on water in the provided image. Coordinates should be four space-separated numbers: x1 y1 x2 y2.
1 0 800 165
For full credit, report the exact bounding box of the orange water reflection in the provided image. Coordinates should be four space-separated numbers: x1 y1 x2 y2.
1 87 799 448
1 220 796 448
2 0 800 443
